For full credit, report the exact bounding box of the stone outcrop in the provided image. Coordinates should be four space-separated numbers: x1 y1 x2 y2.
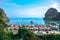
0 8 9 22
44 8 60 20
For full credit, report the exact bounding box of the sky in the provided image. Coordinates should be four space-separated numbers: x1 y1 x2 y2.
0 0 60 18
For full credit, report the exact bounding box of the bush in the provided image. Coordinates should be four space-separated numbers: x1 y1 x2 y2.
17 27 39 40
38 34 60 40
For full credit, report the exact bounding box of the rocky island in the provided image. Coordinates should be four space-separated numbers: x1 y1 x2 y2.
44 8 60 21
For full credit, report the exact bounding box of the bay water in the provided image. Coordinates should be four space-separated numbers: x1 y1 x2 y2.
9 18 60 26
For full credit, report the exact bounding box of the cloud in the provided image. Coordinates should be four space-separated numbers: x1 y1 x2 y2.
51 2 58 8
18 7 49 18
7 3 21 8
1 2 48 18
3 3 49 18
0 3 22 17
1 0 59 18
51 2 60 12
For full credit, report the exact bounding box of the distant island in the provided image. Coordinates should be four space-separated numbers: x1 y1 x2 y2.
44 8 60 21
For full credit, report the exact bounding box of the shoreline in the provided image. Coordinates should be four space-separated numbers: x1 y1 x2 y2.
7 21 60 35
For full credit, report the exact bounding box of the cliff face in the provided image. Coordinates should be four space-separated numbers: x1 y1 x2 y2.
0 8 9 22
44 8 60 20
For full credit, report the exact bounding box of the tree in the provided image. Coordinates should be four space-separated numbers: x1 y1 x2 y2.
0 16 8 28
15 27 39 40
38 34 60 40
0 8 9 40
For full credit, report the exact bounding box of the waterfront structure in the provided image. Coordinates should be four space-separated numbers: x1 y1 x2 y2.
4 22 60 35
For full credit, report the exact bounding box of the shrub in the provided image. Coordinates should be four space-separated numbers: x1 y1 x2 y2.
38 34 60 40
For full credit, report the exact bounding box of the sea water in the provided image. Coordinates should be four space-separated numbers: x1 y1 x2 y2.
9 18 60 25
9 18 45 25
